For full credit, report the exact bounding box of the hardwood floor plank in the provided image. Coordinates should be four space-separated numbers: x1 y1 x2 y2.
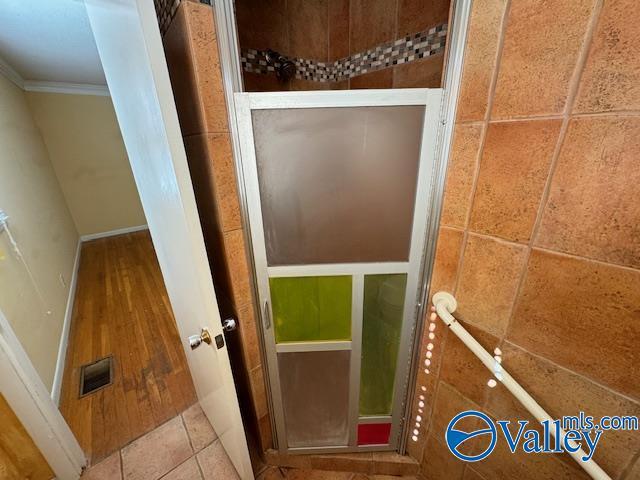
59 231 197 462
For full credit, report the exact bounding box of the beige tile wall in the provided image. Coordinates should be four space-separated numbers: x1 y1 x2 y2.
235 0 450 90
409 1 640 479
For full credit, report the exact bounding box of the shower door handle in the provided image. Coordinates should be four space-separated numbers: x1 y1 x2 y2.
263 301 271 330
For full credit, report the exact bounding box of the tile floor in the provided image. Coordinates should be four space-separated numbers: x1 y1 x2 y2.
81 403 237 480
257 467 418 480
82 402 418 480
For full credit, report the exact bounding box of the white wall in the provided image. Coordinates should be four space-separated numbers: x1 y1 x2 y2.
26 91 146 236
0 74 79 390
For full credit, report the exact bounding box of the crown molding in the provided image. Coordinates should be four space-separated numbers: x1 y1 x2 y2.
0 56 25 88
0 56 109 96
23 81 109 96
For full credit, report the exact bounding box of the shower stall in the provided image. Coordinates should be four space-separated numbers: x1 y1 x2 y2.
235 88 444 453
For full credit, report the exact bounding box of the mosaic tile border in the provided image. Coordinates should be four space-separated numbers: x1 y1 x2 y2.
155 0 179 34
155 0 211 35
241 23 447 83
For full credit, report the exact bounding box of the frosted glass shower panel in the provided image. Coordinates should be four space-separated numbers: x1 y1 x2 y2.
278 350 351 447
252 106 425 265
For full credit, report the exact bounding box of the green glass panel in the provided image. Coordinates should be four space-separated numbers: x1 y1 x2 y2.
270 276 352 343
359 274 407 416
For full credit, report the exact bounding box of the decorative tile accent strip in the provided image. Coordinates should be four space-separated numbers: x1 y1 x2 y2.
241 23 448 83
155 0 181 34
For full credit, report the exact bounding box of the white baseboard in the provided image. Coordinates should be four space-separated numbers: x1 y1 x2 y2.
51 239 82 405
50 224 149 403
80 224 148 242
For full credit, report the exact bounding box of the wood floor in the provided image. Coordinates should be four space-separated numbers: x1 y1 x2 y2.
59 231 197 463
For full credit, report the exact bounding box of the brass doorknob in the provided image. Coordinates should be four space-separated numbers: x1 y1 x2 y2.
188 328 212 350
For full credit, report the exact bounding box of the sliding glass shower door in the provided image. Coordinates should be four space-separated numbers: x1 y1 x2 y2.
236 89 442 453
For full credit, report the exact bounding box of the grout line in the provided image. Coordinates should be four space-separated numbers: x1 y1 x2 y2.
195 453 206 479
424 0 513 459
620 449 640 480
488 113 564 123
466 229 525 249
531 244 640 273
483 0 513 124
449 228 640 274
503 0 605 342
179 410 196 454
503 339 640 406
119 449 124 479
452 0 512 296
572 109 640 119
439 224 465 233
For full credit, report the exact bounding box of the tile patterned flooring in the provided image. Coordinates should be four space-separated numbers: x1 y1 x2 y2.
82 402 418 480
257 468 418 480
82 403 237 480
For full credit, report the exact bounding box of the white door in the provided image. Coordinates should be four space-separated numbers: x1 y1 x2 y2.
236 89 443 454
84 0 252 478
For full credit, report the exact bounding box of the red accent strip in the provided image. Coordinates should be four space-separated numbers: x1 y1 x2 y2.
357 423 391 445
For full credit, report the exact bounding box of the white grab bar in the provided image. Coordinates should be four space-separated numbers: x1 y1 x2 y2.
432 292 611 480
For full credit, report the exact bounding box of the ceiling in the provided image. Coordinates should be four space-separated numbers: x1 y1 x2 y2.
0 0 105 85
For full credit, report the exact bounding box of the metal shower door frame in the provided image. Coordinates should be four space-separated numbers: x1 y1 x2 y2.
235 88 443 454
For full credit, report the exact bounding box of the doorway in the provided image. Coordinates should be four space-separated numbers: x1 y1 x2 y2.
58 231 196 462
0 1 252 478
236 89 443 453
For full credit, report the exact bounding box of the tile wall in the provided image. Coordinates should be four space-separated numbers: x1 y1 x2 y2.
157 0 452 470
408 1 640 479
240 23 447 83
235 0 451 90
